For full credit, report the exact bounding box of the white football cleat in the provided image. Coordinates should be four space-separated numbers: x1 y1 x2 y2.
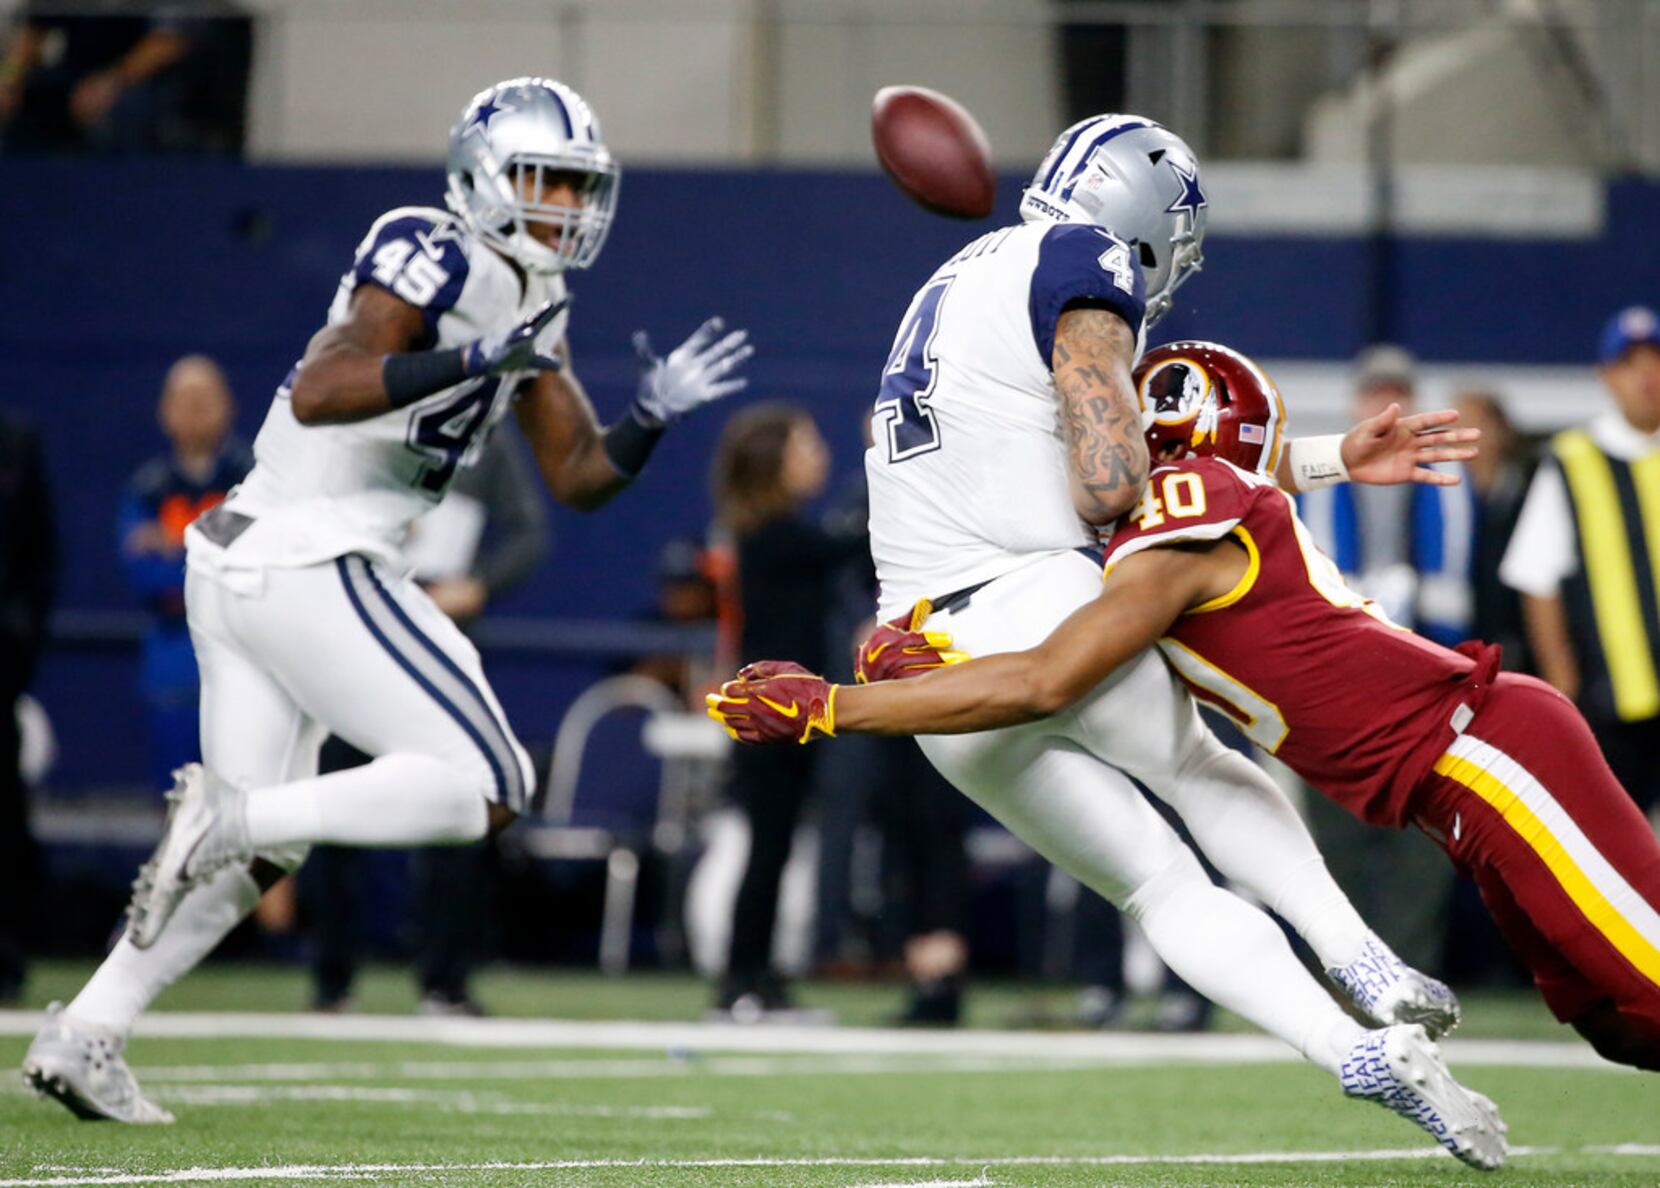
1340 1024 1505 1171
127 763 250 949
21 1004 174 1124
1328 933 1460 1038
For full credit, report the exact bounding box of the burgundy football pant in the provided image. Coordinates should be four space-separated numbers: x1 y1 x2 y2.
1413 674 1660 1043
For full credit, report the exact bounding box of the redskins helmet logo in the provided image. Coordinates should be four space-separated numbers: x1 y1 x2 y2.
1139 358 1212 425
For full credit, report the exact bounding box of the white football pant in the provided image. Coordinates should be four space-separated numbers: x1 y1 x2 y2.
188 552 534 849
916 550 1367 1068
67 553 532 1035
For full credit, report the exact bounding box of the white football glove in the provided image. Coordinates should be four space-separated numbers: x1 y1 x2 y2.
633 317 753 425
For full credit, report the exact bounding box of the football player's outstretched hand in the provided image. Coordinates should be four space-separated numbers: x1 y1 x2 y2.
706 663 836 745
463 297 569 376
1343 403 1481 488
855 599 969 684
633 317 754 425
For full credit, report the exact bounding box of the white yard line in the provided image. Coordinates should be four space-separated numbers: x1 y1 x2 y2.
0 1010 1624 1070
130 1054 1103 1084
0 1147 1603 1187
846 1178 994 1188
150 1084 711 1119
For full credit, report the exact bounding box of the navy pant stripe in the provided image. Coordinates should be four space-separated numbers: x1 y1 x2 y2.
356 557 525 809
335 557 510 805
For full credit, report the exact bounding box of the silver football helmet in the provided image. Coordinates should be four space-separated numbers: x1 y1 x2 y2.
1020 114 1207 327
445 77 619 274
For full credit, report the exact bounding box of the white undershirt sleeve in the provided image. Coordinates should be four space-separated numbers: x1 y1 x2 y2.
1498 463 1577 598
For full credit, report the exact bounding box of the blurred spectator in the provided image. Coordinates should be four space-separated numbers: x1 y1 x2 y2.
0 408 55 1003
812 419 970 1025
629 538 720 700
117 354 249 792
709 401 856 1020
1300 345 1477 643
1455 388 1539 671
303 431 549 1015
874 744 969 1025
1501 306 1660 816
0 1 251 154
1295 344 1461 972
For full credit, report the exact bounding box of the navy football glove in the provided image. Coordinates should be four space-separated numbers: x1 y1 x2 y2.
462 297 568 377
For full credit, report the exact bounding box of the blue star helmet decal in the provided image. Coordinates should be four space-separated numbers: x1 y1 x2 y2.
467 94 510 132
1164 159 1207 218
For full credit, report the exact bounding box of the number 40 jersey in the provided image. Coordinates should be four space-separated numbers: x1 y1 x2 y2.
866 220 1147 620
205 206 568 570
1103 455 1487 828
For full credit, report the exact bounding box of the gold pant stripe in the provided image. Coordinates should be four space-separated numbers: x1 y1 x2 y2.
1556 431 1660 720
1434 746 1660 990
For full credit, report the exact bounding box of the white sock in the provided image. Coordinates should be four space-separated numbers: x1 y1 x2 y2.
1163 744 1370 969
245 754 488 850
68 864 261 1034
1125 853 1363 1077
1267 856 1372 969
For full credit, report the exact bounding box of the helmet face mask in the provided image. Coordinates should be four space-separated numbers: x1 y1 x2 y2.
445 78 619 274
1134 341 1288 477
1021 115 1207 327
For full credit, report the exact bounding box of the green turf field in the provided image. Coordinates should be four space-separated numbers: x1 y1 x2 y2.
3 963 1657 1186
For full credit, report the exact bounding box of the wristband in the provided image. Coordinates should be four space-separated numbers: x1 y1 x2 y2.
382 348 469 409
601 403 666 478
1288 434 1350 491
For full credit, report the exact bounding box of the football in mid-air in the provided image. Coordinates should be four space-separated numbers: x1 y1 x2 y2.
871 85 996 220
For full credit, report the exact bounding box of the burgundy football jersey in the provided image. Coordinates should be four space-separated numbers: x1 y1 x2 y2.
1104 457 1490 827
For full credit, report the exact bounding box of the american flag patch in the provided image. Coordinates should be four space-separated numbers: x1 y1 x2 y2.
1238 423 1266 443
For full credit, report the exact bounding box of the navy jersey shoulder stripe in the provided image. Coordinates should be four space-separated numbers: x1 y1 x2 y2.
1027 223 1147 366
350 211 471 348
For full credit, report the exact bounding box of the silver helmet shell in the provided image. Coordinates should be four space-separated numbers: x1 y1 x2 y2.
445 77 619 274
1020 115 1206 327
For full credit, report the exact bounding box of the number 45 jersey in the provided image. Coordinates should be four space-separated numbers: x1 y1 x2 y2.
1103 455 1492 828
866 221 1147 620
204 206 568 570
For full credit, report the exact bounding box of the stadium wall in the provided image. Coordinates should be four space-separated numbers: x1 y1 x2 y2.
6 160 1657 790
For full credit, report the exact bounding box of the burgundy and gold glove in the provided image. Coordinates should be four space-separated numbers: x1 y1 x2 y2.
854 598 969 684
705 661 838 745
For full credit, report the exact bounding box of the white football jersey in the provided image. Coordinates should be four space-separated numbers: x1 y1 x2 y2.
867 220 1146 619
197 206 567 570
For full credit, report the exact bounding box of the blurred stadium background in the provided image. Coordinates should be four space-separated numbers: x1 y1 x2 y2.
3 3 1660 1179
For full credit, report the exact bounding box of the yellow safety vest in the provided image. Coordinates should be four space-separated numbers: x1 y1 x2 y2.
1553 428 1660 722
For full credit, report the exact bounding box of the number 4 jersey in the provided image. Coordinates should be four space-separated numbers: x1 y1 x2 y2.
1104 455 1494 827
199 206 568 570
866 220 1147 620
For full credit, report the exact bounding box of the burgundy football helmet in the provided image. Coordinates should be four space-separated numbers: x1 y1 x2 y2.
1134 340 1288 476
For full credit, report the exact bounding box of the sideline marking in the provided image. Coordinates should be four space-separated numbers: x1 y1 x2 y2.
0 1010 1623 1070
129 1054 1104 1083
150 1084 711 1119
0 1147 1595 1187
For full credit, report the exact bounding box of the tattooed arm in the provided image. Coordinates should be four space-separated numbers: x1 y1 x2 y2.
1052 305 1149 526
